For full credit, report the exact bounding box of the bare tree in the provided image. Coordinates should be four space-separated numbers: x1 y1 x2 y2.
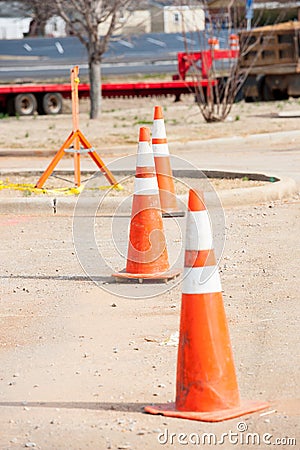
54 0 134 119
1 0 56 36
25 1 56 36
179 0 290 122
176 0 244 122
13 0 134 118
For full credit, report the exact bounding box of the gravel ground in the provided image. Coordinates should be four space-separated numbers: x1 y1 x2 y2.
0 175 265 197
1 96 300 153
0 195 299 449
0 97 299 449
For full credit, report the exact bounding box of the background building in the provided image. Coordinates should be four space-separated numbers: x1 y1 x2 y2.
149 2 205 33
98 1 205 35
0 1 31 39
0 1 205 39
207 0 300 28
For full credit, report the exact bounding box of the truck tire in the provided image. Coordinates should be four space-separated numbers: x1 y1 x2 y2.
262 81 275 101
42 93 63 115
244 75 264 102
234 85 244 103
273 90 289 101
7 97 15 115
14 93 37 116
262 76 288 101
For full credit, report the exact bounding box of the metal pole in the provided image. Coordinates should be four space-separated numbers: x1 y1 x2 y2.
246 0 253 31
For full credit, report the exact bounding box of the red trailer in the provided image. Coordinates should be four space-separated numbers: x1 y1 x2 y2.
0 46 238 116
0 79 217 116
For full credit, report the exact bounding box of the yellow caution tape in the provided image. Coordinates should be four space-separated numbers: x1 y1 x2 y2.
0 180 123 195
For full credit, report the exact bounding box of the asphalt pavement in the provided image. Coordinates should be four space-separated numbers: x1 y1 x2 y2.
0 30 232 80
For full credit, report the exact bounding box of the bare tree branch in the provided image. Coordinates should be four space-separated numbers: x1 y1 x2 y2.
53 0 134 119
179 0 288 122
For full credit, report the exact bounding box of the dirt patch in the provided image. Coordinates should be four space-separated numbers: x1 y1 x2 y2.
0 199 299 449
1 96 300 154
0 174 267 197
0 94 299 450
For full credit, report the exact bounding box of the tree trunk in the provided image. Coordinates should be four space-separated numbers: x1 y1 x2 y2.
36 18 47 36
89 60 101 119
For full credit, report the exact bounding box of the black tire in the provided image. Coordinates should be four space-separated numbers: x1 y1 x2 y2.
7 97 15 115
14 93 37 116
273 90 289 101
244 95 261 103
42 93 63 115
262 82 275 101
243 75 264 103
234 86 244 103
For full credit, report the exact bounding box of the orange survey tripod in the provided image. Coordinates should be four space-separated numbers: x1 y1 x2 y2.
35 66 119 189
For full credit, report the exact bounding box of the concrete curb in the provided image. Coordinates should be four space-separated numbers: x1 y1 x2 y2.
172 130 300 151
217 176 297 208
0 170 297 216
1 129 300 158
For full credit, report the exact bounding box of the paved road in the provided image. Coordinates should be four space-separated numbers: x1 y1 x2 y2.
0 30 232 80
1 131 300 187
0 129 299 449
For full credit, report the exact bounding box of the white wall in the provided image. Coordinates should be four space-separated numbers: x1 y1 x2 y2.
0 16 66 39
163 6 205 33
0 17 31 39
45 16 66 37
98 10 151 35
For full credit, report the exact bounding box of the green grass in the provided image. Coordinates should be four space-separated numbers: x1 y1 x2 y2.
133 120 152 126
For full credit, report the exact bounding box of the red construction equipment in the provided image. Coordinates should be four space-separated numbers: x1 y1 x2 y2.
35 66 119 189
145 189 269 421
112 127 180 283
176 47 239 80
152 105 183 217
0 79 217 116
1 40 240 117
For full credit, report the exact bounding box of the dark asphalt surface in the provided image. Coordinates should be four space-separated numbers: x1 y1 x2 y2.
0 30 231 80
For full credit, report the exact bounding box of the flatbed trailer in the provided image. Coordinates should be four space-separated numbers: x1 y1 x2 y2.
0 79 215 116
0 45 239 116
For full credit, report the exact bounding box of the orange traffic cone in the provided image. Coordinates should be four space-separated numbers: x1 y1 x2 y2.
145 189 269 421
152 106 184 217
208 37 220 50
112 127 180 283
229 33 240 52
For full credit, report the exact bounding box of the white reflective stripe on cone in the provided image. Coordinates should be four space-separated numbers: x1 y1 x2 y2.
152 143 169 156
182 266 222 294
134 176 159 195
185 211 213 251
136 152 155 168
138 141 151 153
152 119 166 138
